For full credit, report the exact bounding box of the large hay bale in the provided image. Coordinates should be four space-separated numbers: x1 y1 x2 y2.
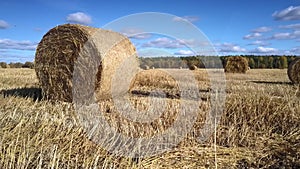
224 56 248 73
288 58 300 84
35 24 137 102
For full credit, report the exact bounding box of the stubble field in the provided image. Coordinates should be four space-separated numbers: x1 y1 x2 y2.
0 68 299 168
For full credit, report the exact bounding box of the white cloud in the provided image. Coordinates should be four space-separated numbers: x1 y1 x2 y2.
0 20 9 29
66 12 92 25
273 6 300 21
173 16 200 23
0 54 34 63
177 39 204 47
0 39 37 50
252 26 272 33
288 47 300 54
174 50 195 55
271 32 292 39
294 30 300 36
120 28 151 39
141 37 200 49
216 43 247 53
243 33 262 40
270 31 300 40
34 28 43 32
251 46 278 53
248 40 270 46
137 48 172 57
142 37 179 48
279 23 300 29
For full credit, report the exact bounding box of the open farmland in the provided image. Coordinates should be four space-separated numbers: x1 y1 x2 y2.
0 68 299 168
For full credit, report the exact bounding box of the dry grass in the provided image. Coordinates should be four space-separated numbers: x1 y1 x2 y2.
0 68 299 168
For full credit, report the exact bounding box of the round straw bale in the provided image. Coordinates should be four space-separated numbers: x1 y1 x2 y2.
288 58 300 84
142 65 150 70
224 56 248 73
35 24 137 102
188 65 198 70
130 69 178 90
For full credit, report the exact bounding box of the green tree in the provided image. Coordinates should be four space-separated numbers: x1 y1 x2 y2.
267 57 274 68
9 62 23 68
279 56 288 69
22 61 34 69
258 56 264 68
248 58 255 68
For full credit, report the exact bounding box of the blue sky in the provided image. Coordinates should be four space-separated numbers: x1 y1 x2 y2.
0 0 300 63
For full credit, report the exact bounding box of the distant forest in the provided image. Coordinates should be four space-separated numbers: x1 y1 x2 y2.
0 61 34 69
139 55 299 69
0 55 298 69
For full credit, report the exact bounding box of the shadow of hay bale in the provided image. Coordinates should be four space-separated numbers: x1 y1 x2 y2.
1 87 43 101
250 81 293 85
130 89 181 99
130 89 209 101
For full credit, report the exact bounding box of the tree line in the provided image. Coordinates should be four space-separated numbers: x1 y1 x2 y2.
140 55 297 69
0 55 297 69
0 62 34 69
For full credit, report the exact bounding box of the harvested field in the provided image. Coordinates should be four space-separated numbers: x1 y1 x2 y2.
0 68 299 168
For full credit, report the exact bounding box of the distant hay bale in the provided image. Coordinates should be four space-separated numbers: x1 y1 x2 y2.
0 62 8 68
35 24 137 102
142 65 150 70
224 56 248 73
288 58 300 84
188 65 198 70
